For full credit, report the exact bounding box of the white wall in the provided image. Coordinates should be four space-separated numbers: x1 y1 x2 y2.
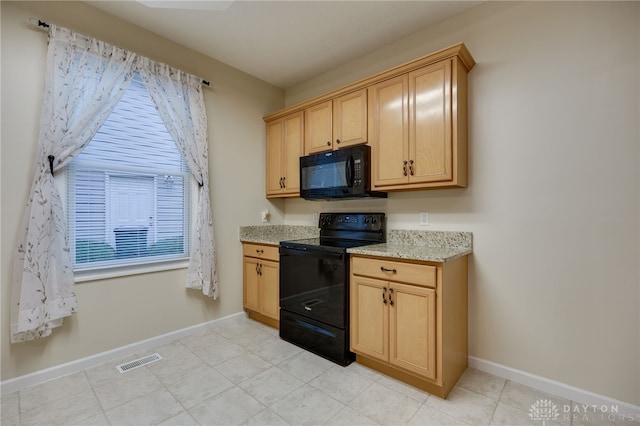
283 1 640 406
1 1 284 381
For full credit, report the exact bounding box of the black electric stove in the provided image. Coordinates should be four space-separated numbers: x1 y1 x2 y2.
279 212 386 366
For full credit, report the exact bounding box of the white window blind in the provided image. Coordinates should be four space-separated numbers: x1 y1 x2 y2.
67 72 191 271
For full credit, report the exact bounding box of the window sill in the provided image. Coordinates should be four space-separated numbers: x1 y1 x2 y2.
74 258 189 283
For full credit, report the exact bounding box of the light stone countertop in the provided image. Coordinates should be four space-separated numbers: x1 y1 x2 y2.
347 229 472 262
346 243 472 262
239 225 318 245
239 226 472 262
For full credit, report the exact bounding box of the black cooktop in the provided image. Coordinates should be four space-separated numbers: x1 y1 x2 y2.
280 237 381 250
279 213 386 254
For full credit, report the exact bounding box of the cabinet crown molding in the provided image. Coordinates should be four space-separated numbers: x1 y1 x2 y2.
264 42 475 123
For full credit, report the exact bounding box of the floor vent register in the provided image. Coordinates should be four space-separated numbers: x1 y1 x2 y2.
116 353 162 373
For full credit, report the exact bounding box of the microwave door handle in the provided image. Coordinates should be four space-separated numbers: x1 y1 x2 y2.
346 156 355 187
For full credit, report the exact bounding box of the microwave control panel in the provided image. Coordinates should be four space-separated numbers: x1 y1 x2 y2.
354 159 362 186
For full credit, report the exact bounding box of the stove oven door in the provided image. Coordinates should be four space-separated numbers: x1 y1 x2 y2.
279 245 348 329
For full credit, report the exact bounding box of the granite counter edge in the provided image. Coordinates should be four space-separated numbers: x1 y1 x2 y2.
347 244 473 263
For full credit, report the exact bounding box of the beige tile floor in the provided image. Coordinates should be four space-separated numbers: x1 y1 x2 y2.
1 316 637 426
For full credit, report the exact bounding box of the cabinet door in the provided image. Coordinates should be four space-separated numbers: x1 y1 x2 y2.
368 75 409 189
243 257 260 313
389 282 437 380
350 276 389 362
333 89 367 149
266 119 284 196
282 111 303 195
305 101 333 154
409 60 452 184
260 260 280 320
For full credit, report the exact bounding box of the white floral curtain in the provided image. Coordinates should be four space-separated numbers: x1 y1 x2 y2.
11 25 136 342
12 25 216 343
138 59 218 298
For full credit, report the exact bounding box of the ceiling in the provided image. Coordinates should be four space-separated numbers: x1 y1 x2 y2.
86 1 481 89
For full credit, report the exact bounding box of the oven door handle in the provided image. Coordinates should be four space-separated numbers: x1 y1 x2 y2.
279 246 345 260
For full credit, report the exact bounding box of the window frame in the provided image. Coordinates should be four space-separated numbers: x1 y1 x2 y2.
58 168 198 283
59 74 199 282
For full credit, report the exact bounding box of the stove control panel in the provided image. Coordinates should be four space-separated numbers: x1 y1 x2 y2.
319 213 385 232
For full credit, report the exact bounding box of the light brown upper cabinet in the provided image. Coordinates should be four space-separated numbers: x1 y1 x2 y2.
369 57 469 191
304 89 367 155
263 43 474 197
266 111 303 198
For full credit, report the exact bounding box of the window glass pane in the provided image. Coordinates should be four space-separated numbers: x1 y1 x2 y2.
68 73 190 270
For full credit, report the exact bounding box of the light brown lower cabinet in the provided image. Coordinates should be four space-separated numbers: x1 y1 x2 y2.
242 243 279 328
350 254 468 398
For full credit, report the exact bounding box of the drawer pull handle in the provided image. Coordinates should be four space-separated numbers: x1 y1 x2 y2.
380 266 397 273
382 287 387 304
256 249 264 254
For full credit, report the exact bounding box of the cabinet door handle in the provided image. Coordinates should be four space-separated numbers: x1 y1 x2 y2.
326 141 331 146
336 138 341 145
409 160 414 176
380 266 397 274
255 263 260 275
389 288 394 306
258 263 263 276
279 177 284 188
382 287 387 304
282 176 286 188
403 160 408 176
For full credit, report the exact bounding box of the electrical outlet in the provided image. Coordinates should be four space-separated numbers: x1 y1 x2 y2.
312 212 319 223
419 212 429 226
261 209 270 223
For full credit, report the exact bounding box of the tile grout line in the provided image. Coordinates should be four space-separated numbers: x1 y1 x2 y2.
82 369 108 424
489 376 509 424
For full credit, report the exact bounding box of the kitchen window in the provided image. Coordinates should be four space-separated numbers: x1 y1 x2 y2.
12 24 216 343
66 72 193 278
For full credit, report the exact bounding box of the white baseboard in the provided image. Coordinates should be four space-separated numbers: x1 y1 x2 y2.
469 356 640 419
0 311 246 395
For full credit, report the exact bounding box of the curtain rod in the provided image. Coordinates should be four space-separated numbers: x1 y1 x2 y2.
29 17 211 87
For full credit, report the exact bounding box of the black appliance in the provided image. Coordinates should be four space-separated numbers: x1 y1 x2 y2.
299 144 387 200
279 212 386 366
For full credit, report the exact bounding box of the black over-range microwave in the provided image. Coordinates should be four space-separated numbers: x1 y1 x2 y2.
299 144 387 200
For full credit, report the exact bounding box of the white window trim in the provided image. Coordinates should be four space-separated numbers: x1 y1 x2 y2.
74 258 190 283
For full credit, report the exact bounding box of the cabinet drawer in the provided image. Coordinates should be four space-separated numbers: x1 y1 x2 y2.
352 256 436 288
243 243 279 261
